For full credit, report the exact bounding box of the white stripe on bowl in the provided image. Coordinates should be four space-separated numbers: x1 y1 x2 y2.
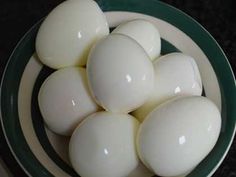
18 54 70 177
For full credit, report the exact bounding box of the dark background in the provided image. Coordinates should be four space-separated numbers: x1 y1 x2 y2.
0 0 235 176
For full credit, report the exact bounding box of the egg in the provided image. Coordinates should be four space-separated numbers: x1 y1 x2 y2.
36 0 109 69
137 96 221 177
87 34 154 113
38 67 100 136
133 52 202 122
69 112 140 177
112 19 161 60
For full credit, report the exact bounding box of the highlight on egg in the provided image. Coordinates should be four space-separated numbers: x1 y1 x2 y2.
69 112 140 177
133 52 202 122
137 96 221 177
112 19 161 60
38 67 100 136
36 0 109 69
87 33 154 113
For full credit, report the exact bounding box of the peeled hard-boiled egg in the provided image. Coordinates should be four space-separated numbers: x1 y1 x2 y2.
87 34 154 113
133 52 202 122
38 67 100 136
112 19 161 60
137 96 221 177
69 112 140 177
36 0 109 69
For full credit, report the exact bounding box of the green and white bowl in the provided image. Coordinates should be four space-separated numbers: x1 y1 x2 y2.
1 0 236 176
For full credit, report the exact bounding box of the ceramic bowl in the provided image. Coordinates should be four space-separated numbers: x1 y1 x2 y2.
1 0 236 176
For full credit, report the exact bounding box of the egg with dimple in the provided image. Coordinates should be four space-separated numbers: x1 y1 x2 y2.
112 19 161 60
69 111 140 177
36 0 109 69
137 96 221 177
38 67 100 136
87 34 154 113
133 52 202 122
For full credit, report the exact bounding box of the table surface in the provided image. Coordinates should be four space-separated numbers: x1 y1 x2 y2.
0 0 235 176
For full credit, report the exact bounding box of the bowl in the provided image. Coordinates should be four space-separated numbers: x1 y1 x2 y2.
1 0 236 176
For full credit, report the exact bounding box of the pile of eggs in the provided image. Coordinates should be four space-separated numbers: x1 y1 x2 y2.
36 0 222 177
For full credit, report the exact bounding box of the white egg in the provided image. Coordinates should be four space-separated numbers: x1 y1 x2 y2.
36 0 109 69
137 96 221 177
133 52 202 122
38 67 100 136
69 112 140 177
112 19 161 60
87 34 154 113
